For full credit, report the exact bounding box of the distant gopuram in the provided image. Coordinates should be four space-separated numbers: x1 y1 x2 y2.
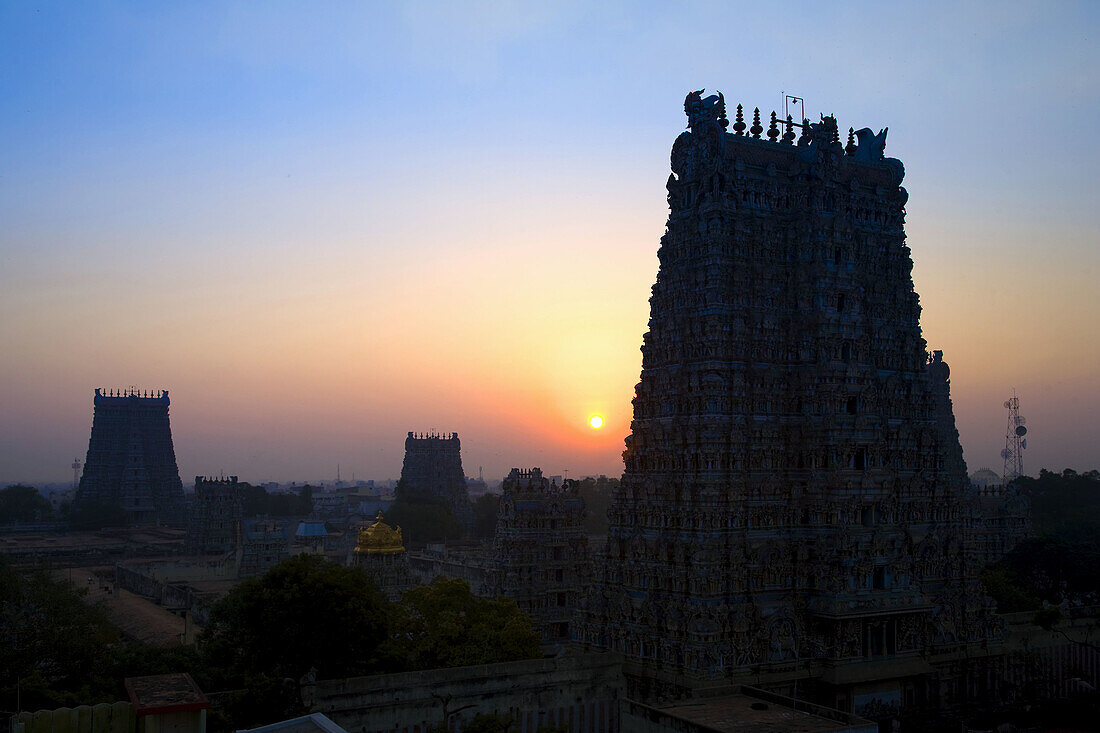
486 468 588 646
75 388 186 525
576 92 1004 705
187 476 243 554
397 431 473 527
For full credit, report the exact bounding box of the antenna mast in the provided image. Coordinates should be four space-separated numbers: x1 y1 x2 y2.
1001 392 1027 483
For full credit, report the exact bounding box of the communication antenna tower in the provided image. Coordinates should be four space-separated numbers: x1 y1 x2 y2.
71 458 82 489
1001 392 1027 483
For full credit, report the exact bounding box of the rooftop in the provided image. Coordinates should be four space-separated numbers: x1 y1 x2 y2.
652 687 876 733
124 673 209 715
238 713 348 733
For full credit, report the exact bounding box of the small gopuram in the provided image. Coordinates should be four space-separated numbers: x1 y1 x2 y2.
575 90 1015 716
187 475 243 555
75 388 186 525
353 511 413 600
397 431 473 528
485 468 588 646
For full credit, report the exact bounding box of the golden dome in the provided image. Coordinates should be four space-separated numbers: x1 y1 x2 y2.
355 511 405 555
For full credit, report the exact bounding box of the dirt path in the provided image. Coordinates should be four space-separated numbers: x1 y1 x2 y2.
59 569 202 647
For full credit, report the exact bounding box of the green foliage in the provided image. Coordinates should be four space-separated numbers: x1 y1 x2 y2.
980 566 1040 613
239 483 313 517
0 552 543 728
984 469 1100 611
394 477 432 505
1033 605 1062 630
1016 468 1100 540
68 499 130 530
573 476 617 534
0 557 119 710
386 501 463 544
0 485 52 523
385 577 541 670
201 554 388 682
472 493 500 540
205 676 308 732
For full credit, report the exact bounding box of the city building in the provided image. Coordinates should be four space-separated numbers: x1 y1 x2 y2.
75 388 186 525
485 468 588 646
237 518 289 577
576 91 1024 717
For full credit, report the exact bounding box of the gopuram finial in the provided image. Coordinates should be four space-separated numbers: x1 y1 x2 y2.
683 89 727 133
853 127 888 162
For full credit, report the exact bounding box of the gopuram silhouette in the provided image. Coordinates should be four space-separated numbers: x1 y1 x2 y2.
75 388 186 525
576 91 1026 713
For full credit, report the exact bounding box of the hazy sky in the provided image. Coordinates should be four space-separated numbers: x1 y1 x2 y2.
2 1 1097 485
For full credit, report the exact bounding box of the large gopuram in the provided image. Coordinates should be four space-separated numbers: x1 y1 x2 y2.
576 91 1006 711
75 388 186 525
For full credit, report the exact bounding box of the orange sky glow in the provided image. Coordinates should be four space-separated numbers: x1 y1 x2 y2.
1 3 1097 485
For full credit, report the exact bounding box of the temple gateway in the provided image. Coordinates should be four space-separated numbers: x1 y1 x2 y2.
576 91 1030 714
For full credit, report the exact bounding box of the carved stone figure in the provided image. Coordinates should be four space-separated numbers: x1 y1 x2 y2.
853 127 888 161
683 89 727 132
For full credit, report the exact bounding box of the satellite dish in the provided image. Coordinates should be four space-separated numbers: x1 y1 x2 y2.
1017 417 1027 426
1021 439 1027 449
1001 449 1012 459
1015 425 1027 436
1004 401 1012 408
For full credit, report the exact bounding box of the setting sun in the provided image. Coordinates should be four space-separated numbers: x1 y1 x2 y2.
589 415 604 430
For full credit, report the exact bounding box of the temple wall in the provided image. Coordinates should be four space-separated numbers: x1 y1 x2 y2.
304 653 624 733
12 702 135 733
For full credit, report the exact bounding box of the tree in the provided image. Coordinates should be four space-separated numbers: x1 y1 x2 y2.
0 557 118 709
385 501 462 544
386 577 540 671
472 494 500 540
0 485 52 524
982 469 1100 610
68 499 129 530
238 483 313 517
201 554 388 682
